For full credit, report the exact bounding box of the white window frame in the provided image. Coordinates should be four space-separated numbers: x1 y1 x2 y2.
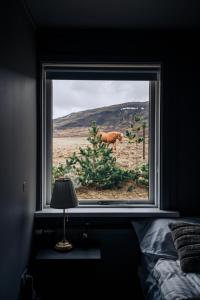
40 63 161 209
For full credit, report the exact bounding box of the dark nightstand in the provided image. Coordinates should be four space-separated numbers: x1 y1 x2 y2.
33 247 101 300
36 247 101 261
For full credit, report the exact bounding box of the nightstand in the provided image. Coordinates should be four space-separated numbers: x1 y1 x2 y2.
33 247 101 299
36 247 101 261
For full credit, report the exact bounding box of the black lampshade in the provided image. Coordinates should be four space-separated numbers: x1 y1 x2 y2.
50 178 78 209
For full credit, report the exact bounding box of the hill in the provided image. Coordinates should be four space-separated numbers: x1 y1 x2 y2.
53 101 148 137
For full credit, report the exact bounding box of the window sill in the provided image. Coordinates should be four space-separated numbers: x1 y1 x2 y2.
35 207 179 218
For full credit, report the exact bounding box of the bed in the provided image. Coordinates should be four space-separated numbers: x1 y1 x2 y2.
132 218 200 300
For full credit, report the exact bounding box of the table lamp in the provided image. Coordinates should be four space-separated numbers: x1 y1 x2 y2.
50 177 78 251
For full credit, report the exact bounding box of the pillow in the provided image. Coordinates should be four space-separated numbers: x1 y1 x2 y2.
169 222 200 273
132 219 179 260
132 218 200 261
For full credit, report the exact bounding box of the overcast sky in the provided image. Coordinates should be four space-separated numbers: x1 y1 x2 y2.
53 80 149 119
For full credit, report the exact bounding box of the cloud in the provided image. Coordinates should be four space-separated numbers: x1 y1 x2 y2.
53 80 149 119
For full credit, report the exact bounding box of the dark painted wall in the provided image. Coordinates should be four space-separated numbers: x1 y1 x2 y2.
31 26 200 300
38 29 200 215
0 1 36 299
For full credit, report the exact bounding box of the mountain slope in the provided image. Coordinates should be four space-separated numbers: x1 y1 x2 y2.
53 101 148 137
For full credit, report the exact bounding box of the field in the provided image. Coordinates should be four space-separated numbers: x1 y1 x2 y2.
53 135 149 201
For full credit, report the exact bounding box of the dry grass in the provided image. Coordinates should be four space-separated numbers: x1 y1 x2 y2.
53 135 149 200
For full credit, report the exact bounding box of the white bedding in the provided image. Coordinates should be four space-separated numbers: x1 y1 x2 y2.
153 258 200 300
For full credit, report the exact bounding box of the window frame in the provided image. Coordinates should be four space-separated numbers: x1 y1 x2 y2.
40 63 161 209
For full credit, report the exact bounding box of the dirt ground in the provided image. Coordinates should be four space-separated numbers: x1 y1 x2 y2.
53 136 149 200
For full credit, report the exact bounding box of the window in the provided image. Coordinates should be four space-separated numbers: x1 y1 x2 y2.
41 64 161 208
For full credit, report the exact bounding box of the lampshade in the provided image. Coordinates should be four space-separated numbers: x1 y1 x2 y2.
50 178 78 209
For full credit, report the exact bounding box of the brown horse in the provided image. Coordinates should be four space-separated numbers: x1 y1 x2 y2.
98 131 123 150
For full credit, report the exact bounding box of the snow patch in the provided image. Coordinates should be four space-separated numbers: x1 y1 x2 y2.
121 107 138 110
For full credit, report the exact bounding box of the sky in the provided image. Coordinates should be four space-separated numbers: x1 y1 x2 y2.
53 80 149 119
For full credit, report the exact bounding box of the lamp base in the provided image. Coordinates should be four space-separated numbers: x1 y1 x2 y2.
54 240 73 252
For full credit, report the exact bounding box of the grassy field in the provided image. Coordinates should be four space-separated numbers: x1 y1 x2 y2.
53 136 149 201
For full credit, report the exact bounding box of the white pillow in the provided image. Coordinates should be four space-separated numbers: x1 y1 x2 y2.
133 218 200 260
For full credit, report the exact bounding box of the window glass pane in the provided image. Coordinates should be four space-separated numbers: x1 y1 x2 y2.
52 80 150 202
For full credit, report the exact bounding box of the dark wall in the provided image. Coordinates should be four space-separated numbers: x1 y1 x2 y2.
0 1 36 299
38 29 200 215
31 27 200 300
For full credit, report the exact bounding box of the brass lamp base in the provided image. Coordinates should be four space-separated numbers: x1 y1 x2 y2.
54 240 73 252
